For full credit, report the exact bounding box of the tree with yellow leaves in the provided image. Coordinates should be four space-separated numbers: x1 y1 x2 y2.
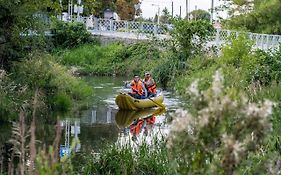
116 0 141 20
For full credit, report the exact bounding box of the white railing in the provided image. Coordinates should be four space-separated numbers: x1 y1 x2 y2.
73 17 281 51
215 29 281 50
79 17 167 35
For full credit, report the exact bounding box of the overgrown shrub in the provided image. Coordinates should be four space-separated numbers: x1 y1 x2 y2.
170 19 215 59
12 53 92 112
73 135 176 175
50 18 97 48
168 70 275 174
58 42 163 76
0 70 25 121
175 36 281 95
250 48 281 86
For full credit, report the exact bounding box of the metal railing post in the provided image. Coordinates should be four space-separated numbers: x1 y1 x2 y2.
215 28 220 47
266 35 270 50
261 34 264 50
249 33 253 40
125 21 129 32
154 24 157 35
109 19 113 31
227 30 231 38
94 18 98 31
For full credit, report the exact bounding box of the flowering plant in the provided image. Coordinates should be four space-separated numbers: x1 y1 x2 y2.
168 70 275 174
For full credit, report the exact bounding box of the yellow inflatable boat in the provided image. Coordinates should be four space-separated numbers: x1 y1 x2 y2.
115 92 165 110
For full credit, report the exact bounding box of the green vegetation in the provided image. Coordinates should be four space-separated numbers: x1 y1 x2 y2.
2 0 281 173
57 41 163 76
56 19 214 90
50 18 98 49
0 53 93 121
72 137 175 175
220 0 281 34
189 9 211 21
0 10 95 122
0 0 59 68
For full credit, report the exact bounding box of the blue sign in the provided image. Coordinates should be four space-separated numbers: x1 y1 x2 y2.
59 146 71 158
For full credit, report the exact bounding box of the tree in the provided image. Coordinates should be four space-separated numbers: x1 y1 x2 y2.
116 0 141 20
82 0 99 16
223 0 281 34
170 19 215 59
0 0 59 68
160 7 172 23
153 13 159 23
93 0 116 17
189 9 210 21
217 0 255 17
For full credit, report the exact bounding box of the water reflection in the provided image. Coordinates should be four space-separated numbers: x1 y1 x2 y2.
59 120 81 157
62 107 120 153
115 108 165 129
115 108 166 143
59 107 166 154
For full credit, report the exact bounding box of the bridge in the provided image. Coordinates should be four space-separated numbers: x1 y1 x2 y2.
76 17 281 51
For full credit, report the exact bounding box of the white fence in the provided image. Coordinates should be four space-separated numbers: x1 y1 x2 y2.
215 29 281 50
75 17 281 51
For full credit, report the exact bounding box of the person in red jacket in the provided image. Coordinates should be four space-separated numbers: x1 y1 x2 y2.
130 75 147 99
143 72 157 97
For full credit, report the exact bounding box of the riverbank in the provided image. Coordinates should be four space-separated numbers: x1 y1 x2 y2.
55 41 165 77
0 53 93 121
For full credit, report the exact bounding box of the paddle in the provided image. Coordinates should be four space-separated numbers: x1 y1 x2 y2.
148 97 166 109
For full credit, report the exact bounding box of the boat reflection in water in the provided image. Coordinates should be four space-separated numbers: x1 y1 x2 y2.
59 107 166 156
115 108 166 143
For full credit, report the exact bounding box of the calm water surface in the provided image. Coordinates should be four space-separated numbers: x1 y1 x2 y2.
0 76 183 158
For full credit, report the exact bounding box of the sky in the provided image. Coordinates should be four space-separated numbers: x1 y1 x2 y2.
140 0 226 20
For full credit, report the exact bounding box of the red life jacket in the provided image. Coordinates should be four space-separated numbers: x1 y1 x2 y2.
131 80 144 96
130 119 144 135
146 116 156 125
144 78 156 94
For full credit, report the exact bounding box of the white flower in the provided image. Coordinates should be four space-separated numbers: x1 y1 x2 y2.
0 69 6 79
260 99 275 117
188 79 200 97
246 103 260 116
222 134 245 163
213 69 224 83
198 115 209 128
170 109 194 133
212 70 224 97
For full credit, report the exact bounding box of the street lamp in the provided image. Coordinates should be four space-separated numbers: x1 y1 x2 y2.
152 4 160 24
211 0 214 23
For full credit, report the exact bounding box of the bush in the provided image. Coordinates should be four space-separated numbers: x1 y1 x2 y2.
50 18 97 48
58 42 164 77
12 53 92 112
0 70 25 121
73 135 176 175
170 19 215 59
168 70 275 174
175 36 281 95
249 48 281 86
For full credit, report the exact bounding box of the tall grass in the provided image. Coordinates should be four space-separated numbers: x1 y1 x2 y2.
57 42 164 77
73 133 176 175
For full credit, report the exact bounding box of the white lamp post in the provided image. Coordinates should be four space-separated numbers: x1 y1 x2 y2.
211 0 214 23
152 4 160 24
